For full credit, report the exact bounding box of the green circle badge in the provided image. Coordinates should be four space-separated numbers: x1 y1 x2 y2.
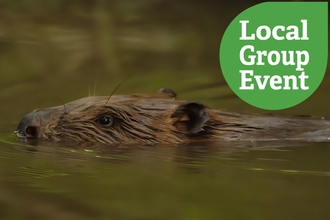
220 2 328 110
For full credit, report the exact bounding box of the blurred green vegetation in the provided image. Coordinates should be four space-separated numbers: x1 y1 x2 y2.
0 0 257 127
0 0 226 81
1 0 329 120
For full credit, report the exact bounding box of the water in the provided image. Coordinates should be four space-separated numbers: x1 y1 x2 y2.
1 136 330 219
1 1 330 219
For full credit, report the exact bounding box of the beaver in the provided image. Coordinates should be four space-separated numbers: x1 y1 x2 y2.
15 88 330 145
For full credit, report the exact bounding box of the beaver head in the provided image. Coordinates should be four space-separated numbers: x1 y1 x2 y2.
15 89 211 145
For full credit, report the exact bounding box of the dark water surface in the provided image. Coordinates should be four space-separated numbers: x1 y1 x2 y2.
1 1 330 219
2 112 330 219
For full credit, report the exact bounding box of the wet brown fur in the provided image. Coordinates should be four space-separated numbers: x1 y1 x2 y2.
16 90 330 145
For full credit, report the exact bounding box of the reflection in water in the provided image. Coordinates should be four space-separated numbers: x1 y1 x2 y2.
0 180 100 220
171 141 314 174
1 134 330 219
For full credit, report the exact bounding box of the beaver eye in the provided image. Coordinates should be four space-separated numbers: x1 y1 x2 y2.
97 115 113 126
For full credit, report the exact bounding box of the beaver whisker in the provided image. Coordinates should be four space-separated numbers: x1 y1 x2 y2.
93 79 97 96
88 80 98 97
105 78 130 107
54 98 67 131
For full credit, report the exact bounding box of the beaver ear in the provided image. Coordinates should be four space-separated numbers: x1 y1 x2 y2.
171 102 210 134
157 88 177 98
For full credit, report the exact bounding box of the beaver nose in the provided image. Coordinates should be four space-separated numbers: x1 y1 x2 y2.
15 113 41 139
